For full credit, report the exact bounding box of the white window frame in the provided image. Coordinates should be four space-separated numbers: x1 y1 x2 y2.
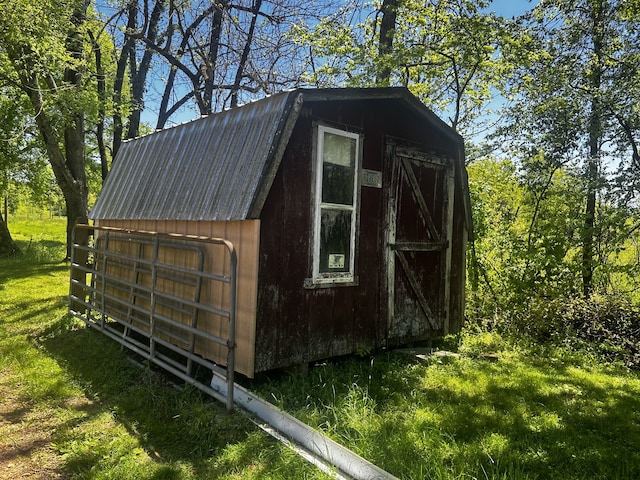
311 125 361 285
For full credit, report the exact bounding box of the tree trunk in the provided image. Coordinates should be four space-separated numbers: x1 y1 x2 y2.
581 1 604 298
377 0 398 86
62 118 89 259
112 2 138 159
61 1 90 258
582 151 598 298
127 0 165 139
90 30 109 183
0 209 19 257
203 1 226 112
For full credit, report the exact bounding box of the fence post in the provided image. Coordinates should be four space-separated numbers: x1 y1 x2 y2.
226 245 238 412
69 223 90 313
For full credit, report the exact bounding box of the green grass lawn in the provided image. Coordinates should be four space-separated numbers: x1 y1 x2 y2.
2 217 640 479
0 218 328 479
255 340 640 479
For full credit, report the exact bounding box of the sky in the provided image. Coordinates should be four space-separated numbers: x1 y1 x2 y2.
490 0 539 18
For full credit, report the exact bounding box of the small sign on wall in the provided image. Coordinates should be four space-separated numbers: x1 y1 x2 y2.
361 169 382 188
328 254 345 269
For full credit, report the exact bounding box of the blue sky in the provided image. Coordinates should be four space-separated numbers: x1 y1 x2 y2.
489 0 539 18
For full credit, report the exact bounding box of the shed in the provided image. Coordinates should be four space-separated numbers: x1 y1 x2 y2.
90 87 472 377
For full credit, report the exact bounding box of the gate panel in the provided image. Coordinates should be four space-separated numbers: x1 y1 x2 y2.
69 225 238 411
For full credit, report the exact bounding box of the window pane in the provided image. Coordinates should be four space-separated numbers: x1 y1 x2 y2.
322 163 354 205
322 132 356 205
323 132 356 167
319 208 352 274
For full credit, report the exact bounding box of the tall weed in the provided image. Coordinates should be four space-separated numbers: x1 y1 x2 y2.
493 295 640 369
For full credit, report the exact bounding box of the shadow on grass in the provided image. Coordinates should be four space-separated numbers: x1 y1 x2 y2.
0 260 69 285
252 351 640 480
2 235 66 265
38 315 267 479
404 357 640 479
3 297 68 328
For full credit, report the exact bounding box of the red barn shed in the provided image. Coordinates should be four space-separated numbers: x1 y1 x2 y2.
89 87 472 377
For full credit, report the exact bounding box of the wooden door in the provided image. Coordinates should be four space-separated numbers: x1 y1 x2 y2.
384 144 453 344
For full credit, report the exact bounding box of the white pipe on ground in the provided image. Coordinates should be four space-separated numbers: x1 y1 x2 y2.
210 372 398 480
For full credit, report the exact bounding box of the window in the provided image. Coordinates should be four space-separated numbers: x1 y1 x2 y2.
311 125 360 285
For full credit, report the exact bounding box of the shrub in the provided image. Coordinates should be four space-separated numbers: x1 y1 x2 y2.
494 296 640 369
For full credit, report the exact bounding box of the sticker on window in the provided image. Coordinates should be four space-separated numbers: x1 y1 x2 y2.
328 254 345 269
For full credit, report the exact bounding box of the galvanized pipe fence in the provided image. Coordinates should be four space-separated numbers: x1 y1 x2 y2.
69 225 238 411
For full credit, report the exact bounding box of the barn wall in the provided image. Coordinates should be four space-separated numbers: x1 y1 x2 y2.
96 218 260 377
255 99 465 372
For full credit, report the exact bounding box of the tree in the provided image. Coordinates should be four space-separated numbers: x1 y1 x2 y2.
500 0 640 298
297 0 511 135
98 0 164 159
467 156 587 317
0 0 94 257
99 0 343 134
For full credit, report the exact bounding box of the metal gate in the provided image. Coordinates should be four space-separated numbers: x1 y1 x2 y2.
69 225 238 411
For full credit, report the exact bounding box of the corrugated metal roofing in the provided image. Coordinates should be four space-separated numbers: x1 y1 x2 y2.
91 87 467 224
91 90 301 221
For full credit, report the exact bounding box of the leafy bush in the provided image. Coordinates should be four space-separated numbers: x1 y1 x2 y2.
493 296 640 369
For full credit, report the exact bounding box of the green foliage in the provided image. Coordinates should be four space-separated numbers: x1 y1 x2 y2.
0 90 54 207
499 295 640 370
296 0 513 134
468 158 578 315
467 155 640 319
0 0 95 110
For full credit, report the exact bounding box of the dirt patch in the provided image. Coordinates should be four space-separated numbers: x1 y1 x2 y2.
0 382 68 479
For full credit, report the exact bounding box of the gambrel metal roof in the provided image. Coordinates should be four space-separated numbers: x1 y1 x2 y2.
91 87 468 224
91 90 301 221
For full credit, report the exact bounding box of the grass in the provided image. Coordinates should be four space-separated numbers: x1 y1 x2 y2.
1 217 329 479
254 338 640 479
2 217 640 479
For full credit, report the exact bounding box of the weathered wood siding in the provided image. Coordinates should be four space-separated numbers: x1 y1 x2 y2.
255 99 465 372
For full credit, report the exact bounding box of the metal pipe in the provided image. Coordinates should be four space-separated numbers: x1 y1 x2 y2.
226 245 238 412
210 373 398 480
149 236 160 360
